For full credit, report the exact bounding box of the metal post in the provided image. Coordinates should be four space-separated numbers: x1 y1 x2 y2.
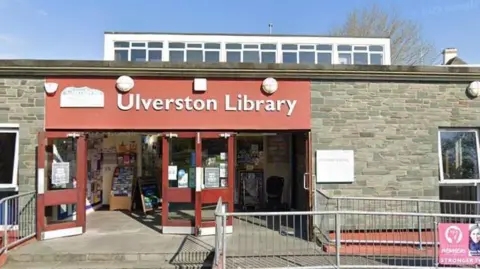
335 213 341 267
214 214 219 265
222 215 227 267
417 201 423 250
3 200 8 250
434 217 439 269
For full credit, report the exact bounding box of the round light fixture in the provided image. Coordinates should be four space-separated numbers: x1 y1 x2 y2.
467 81 480 98
116 76 135 93
44 82 58 95
262 77 278 95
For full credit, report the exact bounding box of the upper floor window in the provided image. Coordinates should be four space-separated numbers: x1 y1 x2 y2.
168 42 221 63
114 41 163 62
226 43 277 63
438 129 480 182
338 45 384 65
281 44 332 65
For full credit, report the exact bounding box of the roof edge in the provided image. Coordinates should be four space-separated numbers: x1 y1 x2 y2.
0 60 479 83
103 31 391 39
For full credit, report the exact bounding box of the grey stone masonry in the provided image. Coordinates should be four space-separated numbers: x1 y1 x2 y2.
311 81 480 199
0 78 45 192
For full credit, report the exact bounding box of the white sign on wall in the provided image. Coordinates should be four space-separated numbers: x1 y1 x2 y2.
316 150 354 183
60 87 105 108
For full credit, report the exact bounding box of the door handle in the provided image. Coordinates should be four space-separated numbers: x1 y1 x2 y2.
303 173 309 190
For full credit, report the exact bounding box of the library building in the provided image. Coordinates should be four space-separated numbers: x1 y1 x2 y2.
37 75 312 239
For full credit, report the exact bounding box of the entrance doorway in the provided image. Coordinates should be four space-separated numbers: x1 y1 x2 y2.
36 132 87 240
161 132 234 235
35 131 313 240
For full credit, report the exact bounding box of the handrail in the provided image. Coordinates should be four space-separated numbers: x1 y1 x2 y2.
0 191 35 204
0 191 36 254
316 188 480 204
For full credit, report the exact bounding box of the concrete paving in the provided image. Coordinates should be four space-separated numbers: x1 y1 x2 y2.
3 210 327 268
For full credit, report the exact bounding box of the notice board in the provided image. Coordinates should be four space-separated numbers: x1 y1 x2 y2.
315 150 354 183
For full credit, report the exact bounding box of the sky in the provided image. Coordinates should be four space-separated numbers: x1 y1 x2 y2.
0 0 479 64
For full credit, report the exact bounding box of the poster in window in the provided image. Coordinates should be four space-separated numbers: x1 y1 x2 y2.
52 162 70 185
204 167 220 188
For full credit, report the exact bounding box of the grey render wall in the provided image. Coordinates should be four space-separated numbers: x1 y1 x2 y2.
0 78 45 193
311 81 480 200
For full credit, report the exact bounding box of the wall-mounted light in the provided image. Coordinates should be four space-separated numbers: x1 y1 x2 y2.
193 78 207 92
116 76 135 93
44 82 58 95
262 77 278 95
467 81 480 98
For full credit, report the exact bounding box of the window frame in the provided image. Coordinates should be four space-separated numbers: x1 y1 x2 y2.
337 45 385 65
0 123 20 190
438 128 480 184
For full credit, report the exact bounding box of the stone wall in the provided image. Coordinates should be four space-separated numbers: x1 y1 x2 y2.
0 78 45 192
311 81 480 199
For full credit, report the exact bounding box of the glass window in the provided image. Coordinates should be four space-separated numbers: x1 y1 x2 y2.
131 42 145 47
243 51 260 63
299 51 315 64
169 51 184 62
205 51 220 63
316 44 332 50
226 51 241 62
0 132 17 185
186 50 203 62
299 45 314 50
148 42 163 48
205 43 220 49
317 52 332 64
354 52 368 64
226 43 242 50
282 52 297 63
148 50 162 62
282 44 297 50
114 50 129 61
370 45 384 52
169 42 185 49
370 54 383 65
261 52 276 63
440 130 480 180
261 44 276 50
187 43 202 48
131 49 146 62
354 46 368 51
244 44 259 49
114 42 129 48
338 53 352 64
338 45 352 51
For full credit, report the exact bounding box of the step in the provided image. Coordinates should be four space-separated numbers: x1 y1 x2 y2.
7 251 213 264
3 261 213 269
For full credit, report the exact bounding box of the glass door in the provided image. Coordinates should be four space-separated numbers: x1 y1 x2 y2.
161 132 199 234
36 132 87 240
196 132 235 236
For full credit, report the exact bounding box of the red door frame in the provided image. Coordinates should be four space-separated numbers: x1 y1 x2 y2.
161 132 198 229
196 132 235 231
161 132 235 233
36 131 87 240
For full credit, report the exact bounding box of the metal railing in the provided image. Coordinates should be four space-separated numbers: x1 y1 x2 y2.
0 191 36 254
315 189 480 250
213 206 480 269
